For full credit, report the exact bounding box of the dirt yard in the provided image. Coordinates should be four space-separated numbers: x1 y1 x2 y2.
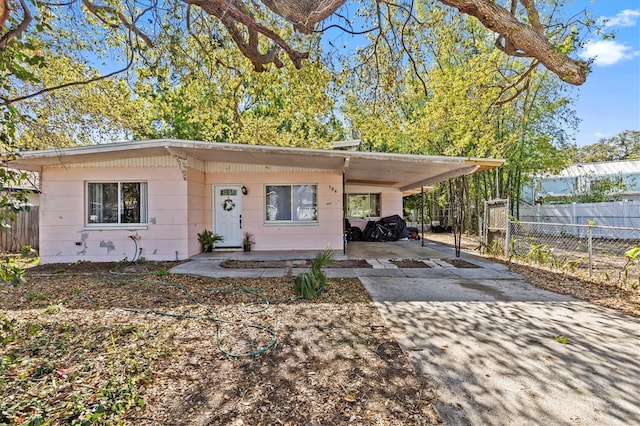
3 238 640 425
1 261 440 425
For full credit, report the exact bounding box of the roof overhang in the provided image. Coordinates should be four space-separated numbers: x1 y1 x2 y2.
6 139 504 194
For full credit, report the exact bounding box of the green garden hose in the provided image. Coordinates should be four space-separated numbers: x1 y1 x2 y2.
77 278 280 358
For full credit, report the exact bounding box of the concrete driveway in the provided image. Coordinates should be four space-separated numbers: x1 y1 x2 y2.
361 260 640 425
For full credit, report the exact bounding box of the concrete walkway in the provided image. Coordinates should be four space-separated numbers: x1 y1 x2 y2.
170 240 640 425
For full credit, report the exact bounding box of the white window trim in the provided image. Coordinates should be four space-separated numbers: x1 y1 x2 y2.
264 183 318 224
86 181 148 227
346 192 381 220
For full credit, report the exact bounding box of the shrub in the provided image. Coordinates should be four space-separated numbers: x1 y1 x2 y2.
295 248 335 299
197 229 224 253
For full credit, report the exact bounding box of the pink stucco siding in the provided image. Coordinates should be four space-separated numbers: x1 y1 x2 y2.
39 164 189 264
186 166 208 257
206 169 343 251
38 157 347 263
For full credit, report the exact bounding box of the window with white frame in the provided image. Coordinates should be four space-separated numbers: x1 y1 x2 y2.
347 193 381 219
265 184 317 222
87 182 148 225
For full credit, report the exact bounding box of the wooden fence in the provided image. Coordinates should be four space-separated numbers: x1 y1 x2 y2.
0 206 39 253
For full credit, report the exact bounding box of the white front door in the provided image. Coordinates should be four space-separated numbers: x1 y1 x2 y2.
214 185 243 247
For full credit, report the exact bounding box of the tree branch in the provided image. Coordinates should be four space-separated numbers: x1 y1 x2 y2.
438 0 587 85
184 0 308 71
0 0 32 49
1 51 134 106
81 0 155 47
260 0 344 34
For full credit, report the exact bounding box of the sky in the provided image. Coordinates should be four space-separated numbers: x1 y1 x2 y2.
572 1 640 146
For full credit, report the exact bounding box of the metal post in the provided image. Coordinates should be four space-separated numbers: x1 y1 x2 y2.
421 186 425 246
504 217 511 258
588 223 593 277
342 171 346 255
482 200 488 254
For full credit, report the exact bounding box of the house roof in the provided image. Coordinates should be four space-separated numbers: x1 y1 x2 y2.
8 139 504 194
553 160 640 178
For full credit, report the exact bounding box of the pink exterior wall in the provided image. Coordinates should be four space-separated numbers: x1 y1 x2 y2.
206 168 344 251
186 165 209 257
38 157 346 263
39 161 189 264
344 184 403 231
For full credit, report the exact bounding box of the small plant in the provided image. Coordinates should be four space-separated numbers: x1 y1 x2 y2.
295 248 335 299
476 239 504 258
622 247 640 287
25 291 50 302
526 243 554 266
1 317 17 347
560 258 581 273
0 258 27 285
21 245 36 258
44 303 65 314
243 232 255 252
295 271 318 299
198 229 224 253
156 268 169 277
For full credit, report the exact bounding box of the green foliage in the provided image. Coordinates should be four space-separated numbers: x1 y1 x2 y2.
574 130 640 163
526 243 555 265
342 6 577 228
621 247 640 288
477 239 505 258
295 248 335 299
197 229 224 253
0 258 27 286
155 268 169 277
294 271 318 300
1 316 17 348
554 335 569 344
573 174 631 203
44 303 65 314
21 245 33 258
133 33 343 147
25 291 50 303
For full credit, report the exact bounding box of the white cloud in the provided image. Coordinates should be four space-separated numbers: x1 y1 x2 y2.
601 9 640 28
579 39 640 66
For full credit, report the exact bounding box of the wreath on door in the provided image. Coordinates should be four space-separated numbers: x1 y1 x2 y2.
222 198 236 212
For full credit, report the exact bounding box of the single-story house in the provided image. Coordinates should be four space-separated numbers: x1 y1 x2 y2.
522 160 640 204
8 139 503 264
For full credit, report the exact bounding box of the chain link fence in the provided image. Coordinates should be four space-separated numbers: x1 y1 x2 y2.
505 220 640 281
477 199 640 283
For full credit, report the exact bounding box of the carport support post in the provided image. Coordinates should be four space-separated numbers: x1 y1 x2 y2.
343 169 347 255
421 186 425 246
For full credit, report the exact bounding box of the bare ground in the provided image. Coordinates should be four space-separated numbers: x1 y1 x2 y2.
1 261 440 425
3 236 640 425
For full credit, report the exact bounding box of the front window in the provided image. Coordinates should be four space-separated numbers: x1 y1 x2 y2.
87 182 148 225
265 184 317 222
347 193 381 219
